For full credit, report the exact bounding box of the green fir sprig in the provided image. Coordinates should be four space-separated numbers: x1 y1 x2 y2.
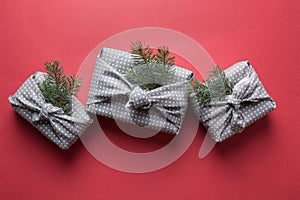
191 66 234 105
38 60 82 115
124 41 175 91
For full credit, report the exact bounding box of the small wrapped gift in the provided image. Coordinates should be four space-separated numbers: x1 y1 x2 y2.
9 72 92 149
192 61 276 142
86 48 194 134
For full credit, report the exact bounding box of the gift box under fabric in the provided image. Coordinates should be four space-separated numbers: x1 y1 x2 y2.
86 48 194 134
192 61 276 142
9 72 93 149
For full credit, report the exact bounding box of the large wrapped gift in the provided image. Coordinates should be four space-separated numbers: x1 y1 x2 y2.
192 61 276 142
86 48 194 134
9 72 93 149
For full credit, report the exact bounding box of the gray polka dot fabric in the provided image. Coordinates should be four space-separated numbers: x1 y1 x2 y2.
8 72 93 149
86 48 194 134
191 61 276 142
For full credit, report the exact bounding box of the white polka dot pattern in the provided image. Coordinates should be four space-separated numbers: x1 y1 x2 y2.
192 61 276 142
86 48 194 134
8 72 93 149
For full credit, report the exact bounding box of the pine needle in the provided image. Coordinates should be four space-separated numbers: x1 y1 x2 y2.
191 66 233 105
124 41 175 91
38 60 82 115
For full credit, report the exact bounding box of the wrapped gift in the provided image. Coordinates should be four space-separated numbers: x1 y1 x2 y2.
192 61 276 142
86 48 194 134
9 72 92 149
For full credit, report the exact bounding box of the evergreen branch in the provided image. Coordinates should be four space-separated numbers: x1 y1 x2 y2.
130 41 156 83
155 46 175 66
130 41 154 65
155 46 175 85
191 66 234 105
124 41 175 90
190 78 211 105
124 66 151 90
38 60 82 115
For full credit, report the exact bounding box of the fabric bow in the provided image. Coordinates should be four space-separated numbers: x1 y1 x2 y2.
31 102 65 122
87 59 191 132
201 63 271 141
9 72 92 147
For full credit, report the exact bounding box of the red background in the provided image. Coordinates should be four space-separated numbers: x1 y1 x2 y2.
1 0 299 199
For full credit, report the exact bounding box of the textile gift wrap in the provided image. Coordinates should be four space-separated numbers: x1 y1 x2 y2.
192 61 276 142
9 72 92 149
86 48 194 134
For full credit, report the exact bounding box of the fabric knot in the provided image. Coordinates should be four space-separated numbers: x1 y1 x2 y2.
227 95 242 110
127 86 151 109
32 103 64 122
